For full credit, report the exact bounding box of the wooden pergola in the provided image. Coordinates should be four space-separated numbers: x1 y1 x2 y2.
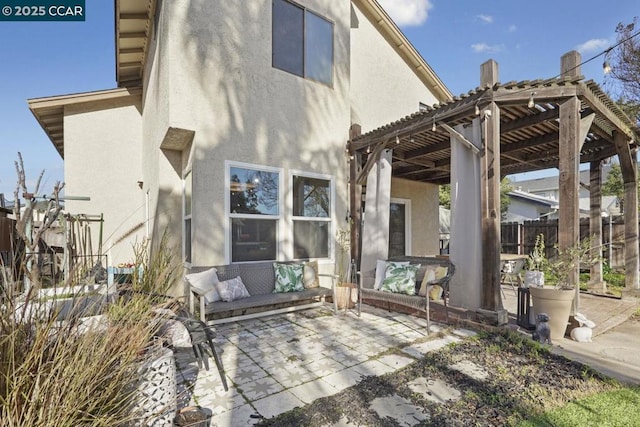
348 51 640 323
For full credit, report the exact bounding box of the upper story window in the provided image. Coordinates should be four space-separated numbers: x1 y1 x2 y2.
272 0 334 86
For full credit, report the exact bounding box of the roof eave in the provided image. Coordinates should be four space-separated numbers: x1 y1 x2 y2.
28 87 143 159
353 0 453 103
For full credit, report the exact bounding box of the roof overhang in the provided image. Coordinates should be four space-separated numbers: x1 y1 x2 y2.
353 0 452 102
115 0 154 87
28 87 143 158
350 76 640 185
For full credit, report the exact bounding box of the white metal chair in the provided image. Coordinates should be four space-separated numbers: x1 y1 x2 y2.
500 258 525 296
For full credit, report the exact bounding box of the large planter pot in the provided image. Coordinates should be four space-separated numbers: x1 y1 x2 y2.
530 287 574 341
132 346 177 426
335 283 357 309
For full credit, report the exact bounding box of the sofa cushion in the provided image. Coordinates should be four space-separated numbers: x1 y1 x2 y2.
215 276 251 302
374 260 409 290
303 260 319 288
273 263 305 293
186 267 220 302
380 263 420 295
418 265 448 296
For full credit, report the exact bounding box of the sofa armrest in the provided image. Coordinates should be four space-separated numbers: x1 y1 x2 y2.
188 289 206 323
318 273 339 312
317 273 338 290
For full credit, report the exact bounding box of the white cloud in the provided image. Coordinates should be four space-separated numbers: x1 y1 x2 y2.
508 24 517 33
378 0 433 27
476 14 494 24
471 43 504 54
575 38 610 54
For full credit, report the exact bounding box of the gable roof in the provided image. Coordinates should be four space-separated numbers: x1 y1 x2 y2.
32 0 452 156
115 0 453 100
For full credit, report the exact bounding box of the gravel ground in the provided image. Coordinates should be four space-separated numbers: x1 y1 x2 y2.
256 330 618 427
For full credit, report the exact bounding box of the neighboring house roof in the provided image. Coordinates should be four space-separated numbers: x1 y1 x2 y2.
507 189 619 221
511 164 613 194
507 190 559 209
27 87 143 158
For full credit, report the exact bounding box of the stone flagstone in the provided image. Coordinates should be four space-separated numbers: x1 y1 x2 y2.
401 336 460 358
448 360 489 381
408 377 461 404
252 390 304 420
369 394 430 426
377 353 415 370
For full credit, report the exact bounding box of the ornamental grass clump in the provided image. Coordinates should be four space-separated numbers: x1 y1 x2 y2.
0 155 181 426
0 235 180 426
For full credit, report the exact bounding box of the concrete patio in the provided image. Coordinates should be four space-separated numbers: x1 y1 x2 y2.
174 303 475 426
173 286 639 426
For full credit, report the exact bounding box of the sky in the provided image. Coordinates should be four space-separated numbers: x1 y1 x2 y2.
0 0 638 201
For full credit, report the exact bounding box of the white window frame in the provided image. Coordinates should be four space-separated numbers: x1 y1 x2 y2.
390 197 412 256
225 161 284 264
182 166 193 267
272 0 335 87
289 169 335 261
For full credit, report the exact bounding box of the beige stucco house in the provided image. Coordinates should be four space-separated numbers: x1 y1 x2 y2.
28 0 451 294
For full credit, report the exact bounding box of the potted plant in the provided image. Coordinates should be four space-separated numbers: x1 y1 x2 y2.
524 233 546 287
334 226 356 310
530 236 600 341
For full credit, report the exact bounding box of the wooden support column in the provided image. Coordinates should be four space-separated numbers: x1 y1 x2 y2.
613 130 640 290
559 51 582 313
349 124 362 267
477 59 507 325
589 161 603 286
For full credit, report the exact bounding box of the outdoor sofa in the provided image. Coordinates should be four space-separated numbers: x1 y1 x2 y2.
187 261 337 324
357 256 455 332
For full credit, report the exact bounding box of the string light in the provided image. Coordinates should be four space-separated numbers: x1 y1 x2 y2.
603 48 612 74
395 134 400 144
527 92 536 108
431 118 436 132
474 103 480 115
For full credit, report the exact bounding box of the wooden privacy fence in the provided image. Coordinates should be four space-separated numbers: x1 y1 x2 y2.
501 217 627 269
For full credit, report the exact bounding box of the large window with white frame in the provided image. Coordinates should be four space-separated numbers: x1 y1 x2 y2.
272 0 334 86
228 163 281 262
292 173 332 259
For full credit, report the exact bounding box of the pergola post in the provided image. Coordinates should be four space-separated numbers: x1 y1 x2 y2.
477 59 506 324
613 130 640 290
349 124 362 266
589 160 604 287
558 51 582 314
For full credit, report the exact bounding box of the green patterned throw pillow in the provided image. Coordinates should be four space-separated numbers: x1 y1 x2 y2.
380 263 420 295
273 263 305 293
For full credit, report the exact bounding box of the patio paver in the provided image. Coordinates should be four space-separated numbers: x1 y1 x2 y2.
175 304 461 424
